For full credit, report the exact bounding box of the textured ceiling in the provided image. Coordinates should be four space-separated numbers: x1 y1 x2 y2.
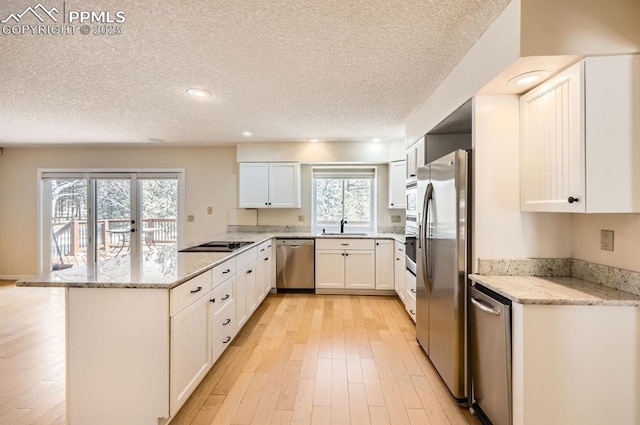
0 0 510 146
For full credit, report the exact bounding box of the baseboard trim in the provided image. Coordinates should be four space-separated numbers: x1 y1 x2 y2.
315 289 397 296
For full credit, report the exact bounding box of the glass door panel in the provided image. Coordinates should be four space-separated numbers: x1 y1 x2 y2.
96 178 134 260
140 179 178 251
48 178 88 271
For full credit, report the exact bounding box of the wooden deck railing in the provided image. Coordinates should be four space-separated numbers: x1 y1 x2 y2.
52 218 177 259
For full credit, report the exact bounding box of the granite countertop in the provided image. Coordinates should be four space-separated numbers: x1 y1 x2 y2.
17 232 404 289
469 274 640 306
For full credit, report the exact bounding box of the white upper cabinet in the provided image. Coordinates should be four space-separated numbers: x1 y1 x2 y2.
239 162 301 208
388 160 406 209
520 55 640 213
406 136 424 182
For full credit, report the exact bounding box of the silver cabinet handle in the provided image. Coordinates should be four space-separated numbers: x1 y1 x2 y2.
190 286 202 294
470 297 501 316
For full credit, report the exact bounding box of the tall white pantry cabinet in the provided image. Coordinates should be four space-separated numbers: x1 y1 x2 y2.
520 55 640 213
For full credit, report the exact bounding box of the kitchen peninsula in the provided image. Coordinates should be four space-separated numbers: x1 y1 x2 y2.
16 232 404 425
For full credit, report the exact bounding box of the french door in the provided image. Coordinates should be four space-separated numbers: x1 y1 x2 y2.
41 171 181 273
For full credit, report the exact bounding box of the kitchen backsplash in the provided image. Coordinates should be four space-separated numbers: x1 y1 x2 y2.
477 258 571 277
227 225 405 234
478 258 640 296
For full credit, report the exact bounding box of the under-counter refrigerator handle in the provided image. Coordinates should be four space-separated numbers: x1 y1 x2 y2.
470 297 501 316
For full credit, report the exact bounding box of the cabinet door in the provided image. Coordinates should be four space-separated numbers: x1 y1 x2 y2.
239 163 270 208
268 163 301 208
315 250 345 288
375 240 394 290
236 269 248 328
388 161 407 209
520 62 584 212
258 253 273 299
405 270 416 305
244 263 257 315
415 138 425 170
394 241 406 299
345 250 375 289
170 295 210 416
406 147 416 180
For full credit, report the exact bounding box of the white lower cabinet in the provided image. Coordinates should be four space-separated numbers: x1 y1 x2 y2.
257 252 272 300
315 238 375 289
170 294 211 416
316 250 347 288
394 241 406 300
375 239 394 290
405 270 416 323
344 250 375 289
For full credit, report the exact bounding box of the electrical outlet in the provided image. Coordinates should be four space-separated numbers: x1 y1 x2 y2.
187 215 195 222
298 215 305 222
207 206 213 215
600 229 614 251
391 215 401 223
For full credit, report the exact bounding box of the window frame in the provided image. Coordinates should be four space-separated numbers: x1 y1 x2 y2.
311 166 377 234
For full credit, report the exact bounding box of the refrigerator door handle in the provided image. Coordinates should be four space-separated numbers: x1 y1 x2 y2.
470 297 501 316
420 182 433 292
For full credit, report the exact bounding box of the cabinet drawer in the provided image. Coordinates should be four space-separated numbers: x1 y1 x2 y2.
212 258 236 288
315 238 374 250
406 270 416 296
405 296 416 323
257 239 273 257
211 326 236 364
211 301 235 343
171 270 212 316
236 247 258 270
209 276 235 316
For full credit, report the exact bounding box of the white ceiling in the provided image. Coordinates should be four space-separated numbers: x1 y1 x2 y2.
0 0 511 146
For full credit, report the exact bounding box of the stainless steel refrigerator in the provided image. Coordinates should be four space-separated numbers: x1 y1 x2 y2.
415 149 470 404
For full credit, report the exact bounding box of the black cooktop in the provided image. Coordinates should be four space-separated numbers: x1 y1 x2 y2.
179 241 254 253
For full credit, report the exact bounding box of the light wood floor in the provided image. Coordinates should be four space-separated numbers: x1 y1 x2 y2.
0 281 65 425
172 293 480 425
0 281 480 425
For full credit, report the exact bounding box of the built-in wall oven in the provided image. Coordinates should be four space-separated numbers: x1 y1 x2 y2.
405 181 418 276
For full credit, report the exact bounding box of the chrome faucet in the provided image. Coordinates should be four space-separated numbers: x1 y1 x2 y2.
340 218 348 233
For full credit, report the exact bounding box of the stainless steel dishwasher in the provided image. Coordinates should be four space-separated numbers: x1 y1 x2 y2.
276 239 315 291
469 283 512 425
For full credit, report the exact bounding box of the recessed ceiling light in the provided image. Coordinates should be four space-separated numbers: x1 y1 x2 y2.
508 70 551 88
148 137 165 143
186 88 213 98
371 138 381 143
242 131 253 137
309 138 319 143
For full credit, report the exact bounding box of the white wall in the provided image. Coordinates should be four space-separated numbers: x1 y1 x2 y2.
521 0 640 56
573 214 640 273
472 96 572 271
0 147 238 276
237 141 397 163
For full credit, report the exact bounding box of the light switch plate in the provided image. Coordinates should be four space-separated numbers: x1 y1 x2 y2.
207 206 213 215
187 215 195 222
600 229 614 251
